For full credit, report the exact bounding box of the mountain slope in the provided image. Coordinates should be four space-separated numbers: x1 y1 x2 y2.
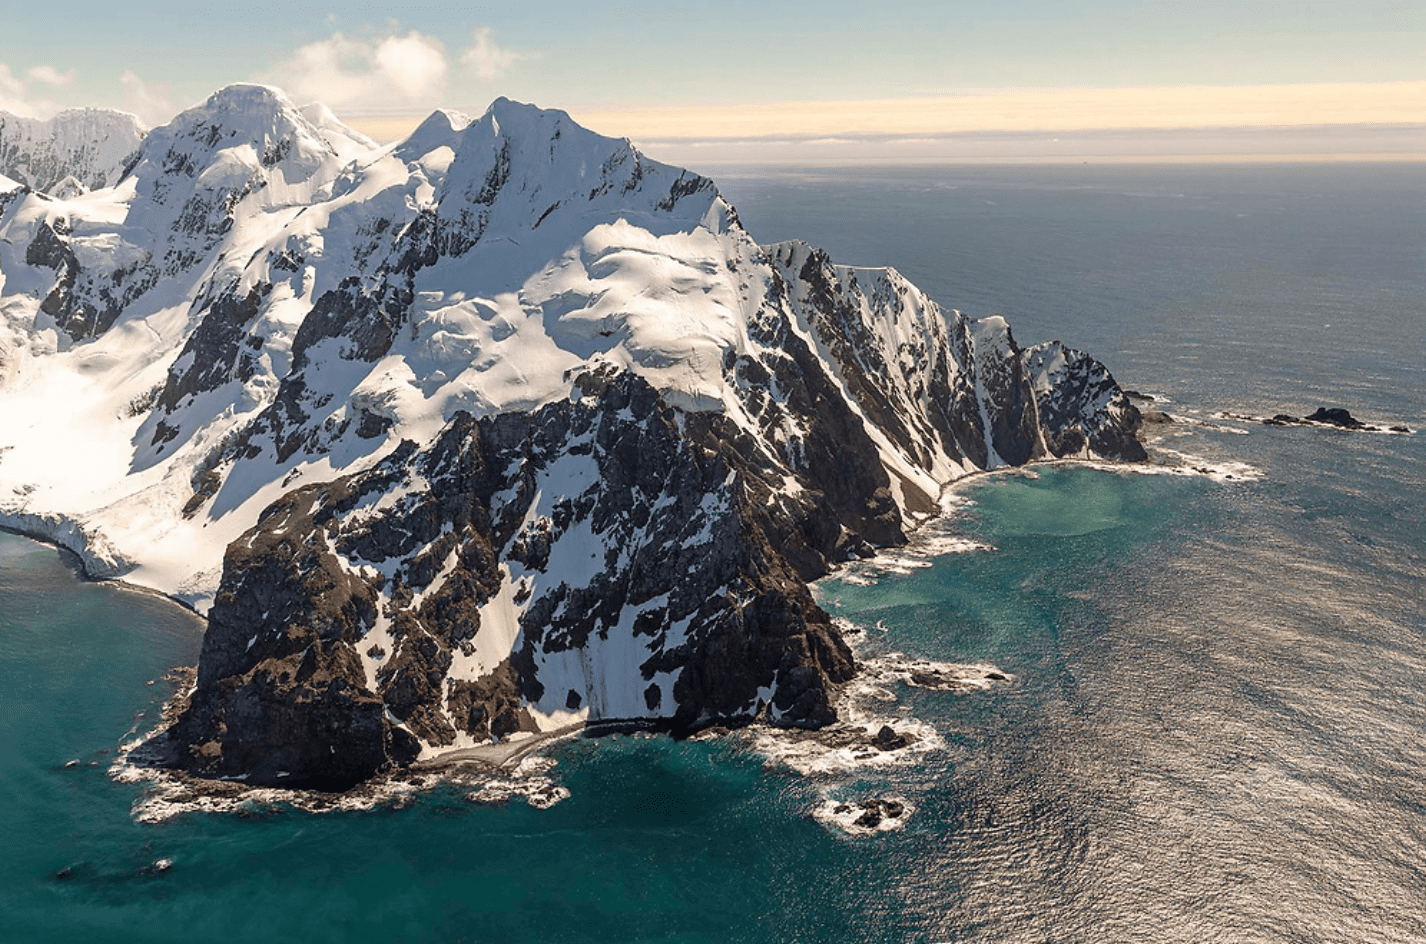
0 107 146 193
0 85 1144 788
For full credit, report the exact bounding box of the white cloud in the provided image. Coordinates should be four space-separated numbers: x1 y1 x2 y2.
120 71 176 127
0 63 64 118
266 27 530 116
276 34 374 107
26 65 75 87
269 30 450 114
0 64 32 116
374 32 447 99
461 27 523 81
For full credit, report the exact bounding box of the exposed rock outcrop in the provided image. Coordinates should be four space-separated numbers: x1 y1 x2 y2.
0 108 145 192
0 86 1146 790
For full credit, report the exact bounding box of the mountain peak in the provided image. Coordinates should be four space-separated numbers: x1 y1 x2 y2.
393 108 472 159
476 96 579 142
149 82 323 155
0 108 146 191
483 96 569 121
0 81 1146 789
128 83 358 203
197 83 297 116
393 96 718 250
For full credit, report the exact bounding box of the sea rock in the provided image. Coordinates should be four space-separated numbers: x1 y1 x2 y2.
816 795 914 834
871 725 910 751
1305 407 1371 430
1264 407 1385 432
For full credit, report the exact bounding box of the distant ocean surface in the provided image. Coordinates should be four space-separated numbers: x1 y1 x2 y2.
3 162 1423 943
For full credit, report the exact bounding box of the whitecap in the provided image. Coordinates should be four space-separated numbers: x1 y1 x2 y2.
109 685 576 823
813 794 915 836
1141 447 1264 483
728 651 1010 778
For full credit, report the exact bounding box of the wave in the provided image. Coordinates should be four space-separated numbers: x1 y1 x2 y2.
108 669 574 823
724 630 1012 835
812 794 915 836
1138 447 1264 483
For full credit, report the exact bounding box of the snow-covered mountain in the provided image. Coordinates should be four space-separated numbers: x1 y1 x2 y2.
0 84 1144 788
0 107 147 193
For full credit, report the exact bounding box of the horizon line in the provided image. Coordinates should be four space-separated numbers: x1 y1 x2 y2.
670 152 1426 168
339 80 1426 147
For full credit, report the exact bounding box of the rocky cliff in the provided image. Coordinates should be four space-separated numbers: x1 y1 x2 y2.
0 85 1143 789
0 107 146 193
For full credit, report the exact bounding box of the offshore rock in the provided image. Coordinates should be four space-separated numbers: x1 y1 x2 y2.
1305 407 1368 429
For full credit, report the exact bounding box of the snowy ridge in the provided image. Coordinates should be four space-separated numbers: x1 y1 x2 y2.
0 108 146 193
0 85 1144 788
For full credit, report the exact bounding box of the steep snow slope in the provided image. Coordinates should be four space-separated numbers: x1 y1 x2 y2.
0 85 1144 787
0 108 146 192
0 85 401 598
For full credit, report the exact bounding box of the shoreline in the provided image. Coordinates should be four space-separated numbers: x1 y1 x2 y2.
12 450 1160 821
413 722 589 772
0 524 204 615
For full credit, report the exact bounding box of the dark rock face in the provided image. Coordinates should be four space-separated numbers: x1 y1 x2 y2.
770 244 1144 478
164 475 419 789
778 244 990 481
1023 341 1146 462
1263 408 1403 433
290 277 410 368
58 94 1151 793
162 369 873 788
23 217 159 343
0 186 22 220
24 219 80 327
154 283 272 414
1305 407 1366 429
977 334 1042 467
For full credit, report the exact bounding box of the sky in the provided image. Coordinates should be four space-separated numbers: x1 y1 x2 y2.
3 1 1423 163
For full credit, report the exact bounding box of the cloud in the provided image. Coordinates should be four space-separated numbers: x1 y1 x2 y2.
461 27 523 81
374 32 448 100
269 30 450 114
274 34 374 108
0 62 71 118
0 64 32 116
267 27 529 116
26 65 75 87
120 71 176 127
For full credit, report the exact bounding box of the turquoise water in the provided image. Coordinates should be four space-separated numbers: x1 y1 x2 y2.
2 465 1198 943
5 163 1425 941
3 534 884 943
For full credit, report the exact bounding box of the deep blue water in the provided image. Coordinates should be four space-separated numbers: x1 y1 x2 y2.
4 163 1424 942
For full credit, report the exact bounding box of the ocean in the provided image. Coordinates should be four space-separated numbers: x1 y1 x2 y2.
3 162 1423 942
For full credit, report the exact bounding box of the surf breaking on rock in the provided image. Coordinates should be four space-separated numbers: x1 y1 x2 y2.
1 83 1145 792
